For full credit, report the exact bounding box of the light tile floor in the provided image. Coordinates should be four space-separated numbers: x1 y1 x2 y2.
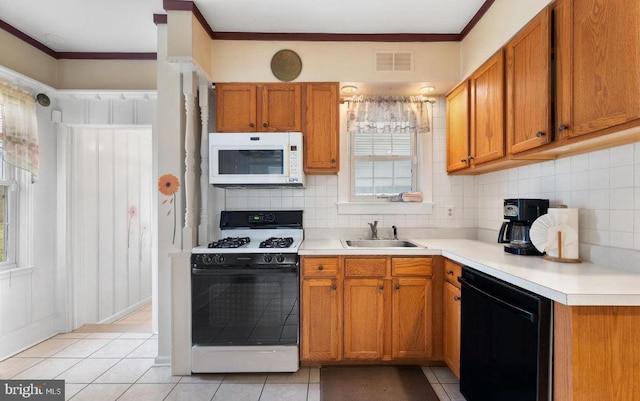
0 303 467 401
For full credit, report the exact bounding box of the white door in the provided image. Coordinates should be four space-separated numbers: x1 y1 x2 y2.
69 127 152 327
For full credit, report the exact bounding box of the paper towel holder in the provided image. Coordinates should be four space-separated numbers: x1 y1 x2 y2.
542 230 582 263
541 204 583 263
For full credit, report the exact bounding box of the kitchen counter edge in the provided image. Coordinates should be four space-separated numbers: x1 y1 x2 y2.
298 238 640 306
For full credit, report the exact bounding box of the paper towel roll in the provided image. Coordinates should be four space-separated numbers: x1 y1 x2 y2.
544 207 579 259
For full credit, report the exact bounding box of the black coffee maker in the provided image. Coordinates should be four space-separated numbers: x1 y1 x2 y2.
498 198 549 255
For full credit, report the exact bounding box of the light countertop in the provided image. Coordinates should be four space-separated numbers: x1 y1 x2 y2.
299 238 640 306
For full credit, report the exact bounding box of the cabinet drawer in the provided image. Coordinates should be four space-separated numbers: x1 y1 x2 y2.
344 258 387 277
302 257 339 277
444 259 462 287
392 257 433 277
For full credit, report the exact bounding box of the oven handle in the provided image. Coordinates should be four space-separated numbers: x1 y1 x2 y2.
458 276 536 323
191 267 297 276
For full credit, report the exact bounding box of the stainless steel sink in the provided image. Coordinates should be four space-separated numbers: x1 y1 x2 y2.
342 239 423 248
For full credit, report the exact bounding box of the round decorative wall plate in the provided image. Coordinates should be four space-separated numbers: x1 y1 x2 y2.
270 49 302 82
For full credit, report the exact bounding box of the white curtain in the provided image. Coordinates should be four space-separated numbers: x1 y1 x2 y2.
0 81 39 181
346 95 432 134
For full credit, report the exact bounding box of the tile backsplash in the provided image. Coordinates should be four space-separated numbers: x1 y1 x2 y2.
222 95 640 256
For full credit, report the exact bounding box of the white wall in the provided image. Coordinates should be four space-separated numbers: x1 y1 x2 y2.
459 0 552 79
476 143 640 270
68 127 152 327
0 101 58 360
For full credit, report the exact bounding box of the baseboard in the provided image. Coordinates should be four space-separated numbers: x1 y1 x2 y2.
98 297 151 324
0 315 58 360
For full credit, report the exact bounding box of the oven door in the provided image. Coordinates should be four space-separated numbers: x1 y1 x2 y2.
191 265 299 347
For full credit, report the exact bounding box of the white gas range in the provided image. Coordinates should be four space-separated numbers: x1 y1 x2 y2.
190 210 303 373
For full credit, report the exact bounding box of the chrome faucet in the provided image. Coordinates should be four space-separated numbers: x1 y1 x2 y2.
392 225 398 240
368 221 378 239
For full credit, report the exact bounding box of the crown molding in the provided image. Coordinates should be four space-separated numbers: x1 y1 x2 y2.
163 0 494 43
0 18 157 60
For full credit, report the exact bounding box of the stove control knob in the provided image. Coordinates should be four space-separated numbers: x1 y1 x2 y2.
213 254 225 265
276 254 285 263
266 213 276 222
202 254 215 265
263 254 273 263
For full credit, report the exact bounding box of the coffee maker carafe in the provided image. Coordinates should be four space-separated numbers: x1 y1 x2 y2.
498 198 549 255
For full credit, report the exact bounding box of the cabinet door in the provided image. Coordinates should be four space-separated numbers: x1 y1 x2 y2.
470 50 505 165
443 281 461 378
215 84 257 132
392 277 432 359
446 81 471 172
556 0 640 138
260 84 301 131
344 278 386 360
506 8 552 154
301 278 342 361
303 83 339 174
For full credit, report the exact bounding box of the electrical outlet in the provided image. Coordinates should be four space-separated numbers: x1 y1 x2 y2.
445 205 454 219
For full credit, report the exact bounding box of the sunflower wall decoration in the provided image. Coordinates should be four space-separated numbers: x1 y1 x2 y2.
158 173 180 244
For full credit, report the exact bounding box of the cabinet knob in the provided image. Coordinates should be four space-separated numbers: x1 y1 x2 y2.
378 285 384 291
535 131 545 138
460 158 466 163
446 270 454 275
331 284 337 291
249 123 255 128
558 124 568 131
318 265 324 270
467 155 474 161
263 122 268 128
454 295 461 301
395 285 400 290
331 159 336 163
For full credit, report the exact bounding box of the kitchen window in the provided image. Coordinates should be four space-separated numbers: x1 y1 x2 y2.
338 95 434 214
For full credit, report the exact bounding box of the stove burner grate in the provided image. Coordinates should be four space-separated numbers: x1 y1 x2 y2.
208 237 251 248
260 237 294 248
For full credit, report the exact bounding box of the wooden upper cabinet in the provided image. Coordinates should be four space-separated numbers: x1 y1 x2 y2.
260 84 301 131
215 83 301 132
555 0 640 139
303 83 340 174
216 84 257 132
470 50 505 165
506 8 552 154
446 81 471 173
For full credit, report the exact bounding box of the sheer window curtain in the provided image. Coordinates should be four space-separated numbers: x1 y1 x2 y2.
346 96 432 136
0 81 39 182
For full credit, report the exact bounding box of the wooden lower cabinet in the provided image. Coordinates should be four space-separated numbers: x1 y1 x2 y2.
392 277 432 359
300 257 342 361
443 281 461 377
302 255 435 364
554 303 640 401
442 259 462 378
344 278 387 360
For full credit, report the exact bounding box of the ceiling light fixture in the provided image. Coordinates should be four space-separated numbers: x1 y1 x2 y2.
341 85 358 94
419 86 436 94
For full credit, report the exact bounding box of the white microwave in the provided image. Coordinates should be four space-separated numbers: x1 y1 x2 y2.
209 132 305 187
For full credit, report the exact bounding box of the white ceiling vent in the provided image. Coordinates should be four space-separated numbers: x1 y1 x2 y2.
374 51 414 72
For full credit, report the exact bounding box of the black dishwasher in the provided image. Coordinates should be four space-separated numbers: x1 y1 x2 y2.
458 266 552 401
